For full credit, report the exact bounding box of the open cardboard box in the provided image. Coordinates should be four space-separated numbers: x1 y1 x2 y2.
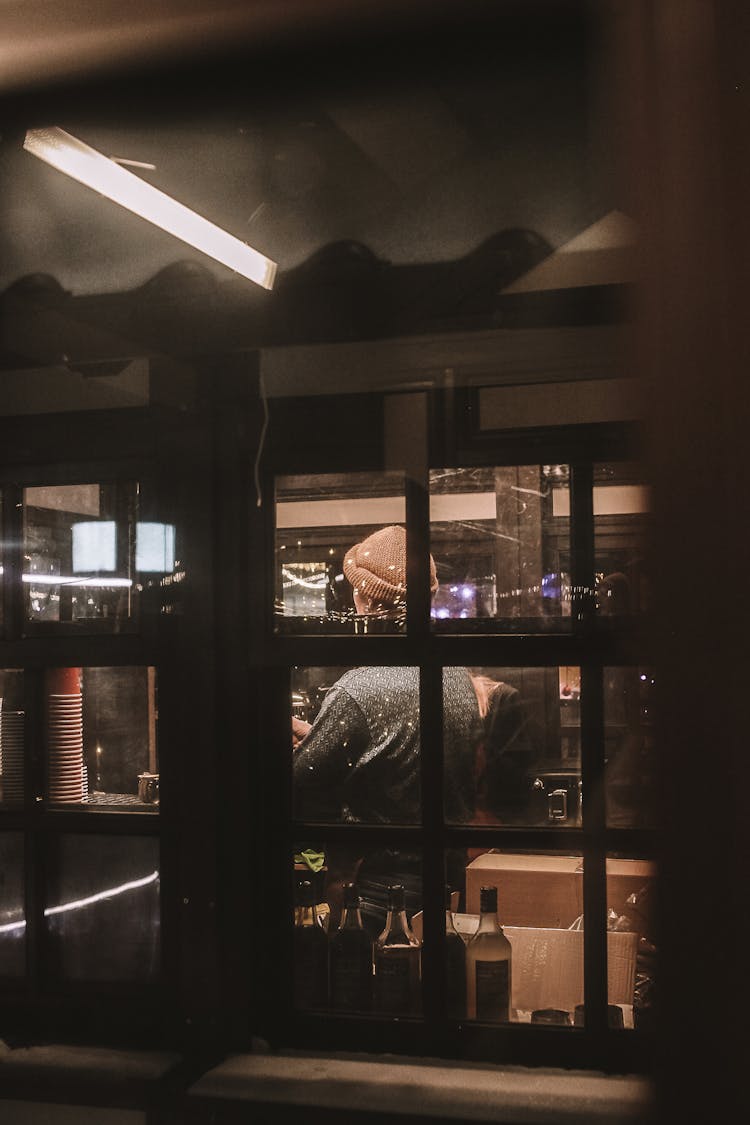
412 911 638 1019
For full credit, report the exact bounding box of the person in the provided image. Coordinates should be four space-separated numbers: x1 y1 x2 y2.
291 524 481 936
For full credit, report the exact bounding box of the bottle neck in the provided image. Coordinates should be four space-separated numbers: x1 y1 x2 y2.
476 905 502 935
340 905 364 930
384 906 413 939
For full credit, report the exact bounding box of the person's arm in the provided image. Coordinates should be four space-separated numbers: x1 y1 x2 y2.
292 683 369 821
292 684 370 926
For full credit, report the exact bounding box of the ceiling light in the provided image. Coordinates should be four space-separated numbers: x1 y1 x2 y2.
23 127 277 290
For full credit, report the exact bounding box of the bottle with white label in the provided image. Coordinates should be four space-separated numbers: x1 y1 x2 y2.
466 885 512 1021
373 884 421 1015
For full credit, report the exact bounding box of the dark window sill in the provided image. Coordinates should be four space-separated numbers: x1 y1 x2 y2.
187 1049 655 1124
0 1041 183 1109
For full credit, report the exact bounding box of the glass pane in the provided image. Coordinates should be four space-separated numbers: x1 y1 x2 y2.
292 666 422 825
606 855 657 1031
44 835 160 982
0 669 26 806
45 666 159 811
449 666 581 827
292 842 423 1017
430 466 571 632
460 849 583 1024
275 472 406 634
0 832 25 977
605 666 657 828
23 482 138 629
594 462 652 620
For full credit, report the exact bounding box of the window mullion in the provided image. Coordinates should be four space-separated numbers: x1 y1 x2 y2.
581 664 608 1035
419 660 446 1037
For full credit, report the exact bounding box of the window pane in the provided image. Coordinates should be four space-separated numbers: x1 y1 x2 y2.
430 466 571 632
292 666 425 825
606 855 657 1031
275 472 406 634
594 462 652 620
605 666 657 828
0 669 26 806
449 666 580 827
0 832 25 977
292 842 423 1017
23 482 138 629
44 835 160 982
461 850 584 1024
45 666 159 811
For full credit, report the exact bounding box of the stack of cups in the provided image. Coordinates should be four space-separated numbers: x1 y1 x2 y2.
1 706 25 803
46 667 83 805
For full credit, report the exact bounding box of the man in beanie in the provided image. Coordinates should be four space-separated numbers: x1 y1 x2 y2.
292 525 480 938
343 523 436 623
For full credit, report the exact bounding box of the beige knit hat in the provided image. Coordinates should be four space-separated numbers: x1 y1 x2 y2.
344 524 438 609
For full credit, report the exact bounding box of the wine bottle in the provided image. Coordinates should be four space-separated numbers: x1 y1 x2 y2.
445 886 466 1020
373 884 421 1015
328 883 373 1012
293 879 328 1010
466 885 512 1022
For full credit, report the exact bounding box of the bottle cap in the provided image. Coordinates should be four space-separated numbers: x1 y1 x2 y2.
388 884 405 910
479 885 498 913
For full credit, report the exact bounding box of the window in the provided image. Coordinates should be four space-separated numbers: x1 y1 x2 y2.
0 439 190 1042
0 0 663 1082
254 382 656 1069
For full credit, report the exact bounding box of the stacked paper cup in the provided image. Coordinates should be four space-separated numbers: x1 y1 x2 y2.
1 707 26 803
46 667 83 805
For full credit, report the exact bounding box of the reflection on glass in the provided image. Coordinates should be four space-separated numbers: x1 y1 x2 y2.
451 666 581 827
605 667 657 827
23 482 137 627
606 855 657 1031
22 484 182 626
0 833 25 977
0 669 26 806
291 843 423 1015
275 472 406 633
44 835 160 982
594 462 652 620
462 850 583 1023
292 665 480 827
45 666 158 811
430 465 571 632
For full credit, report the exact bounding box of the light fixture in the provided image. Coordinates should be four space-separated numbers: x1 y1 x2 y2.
23 127 277 290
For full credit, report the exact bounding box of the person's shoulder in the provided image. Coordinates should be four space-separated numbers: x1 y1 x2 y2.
338 666 417 697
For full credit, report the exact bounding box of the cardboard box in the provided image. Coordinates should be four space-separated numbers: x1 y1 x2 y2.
466 853 583 928
465 853 655 933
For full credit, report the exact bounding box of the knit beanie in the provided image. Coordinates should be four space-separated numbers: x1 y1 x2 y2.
344 524 438 608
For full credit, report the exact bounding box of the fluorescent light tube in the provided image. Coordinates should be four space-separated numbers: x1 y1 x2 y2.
23 127 277 290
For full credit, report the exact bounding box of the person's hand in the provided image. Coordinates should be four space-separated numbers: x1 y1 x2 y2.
292 717 312 747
